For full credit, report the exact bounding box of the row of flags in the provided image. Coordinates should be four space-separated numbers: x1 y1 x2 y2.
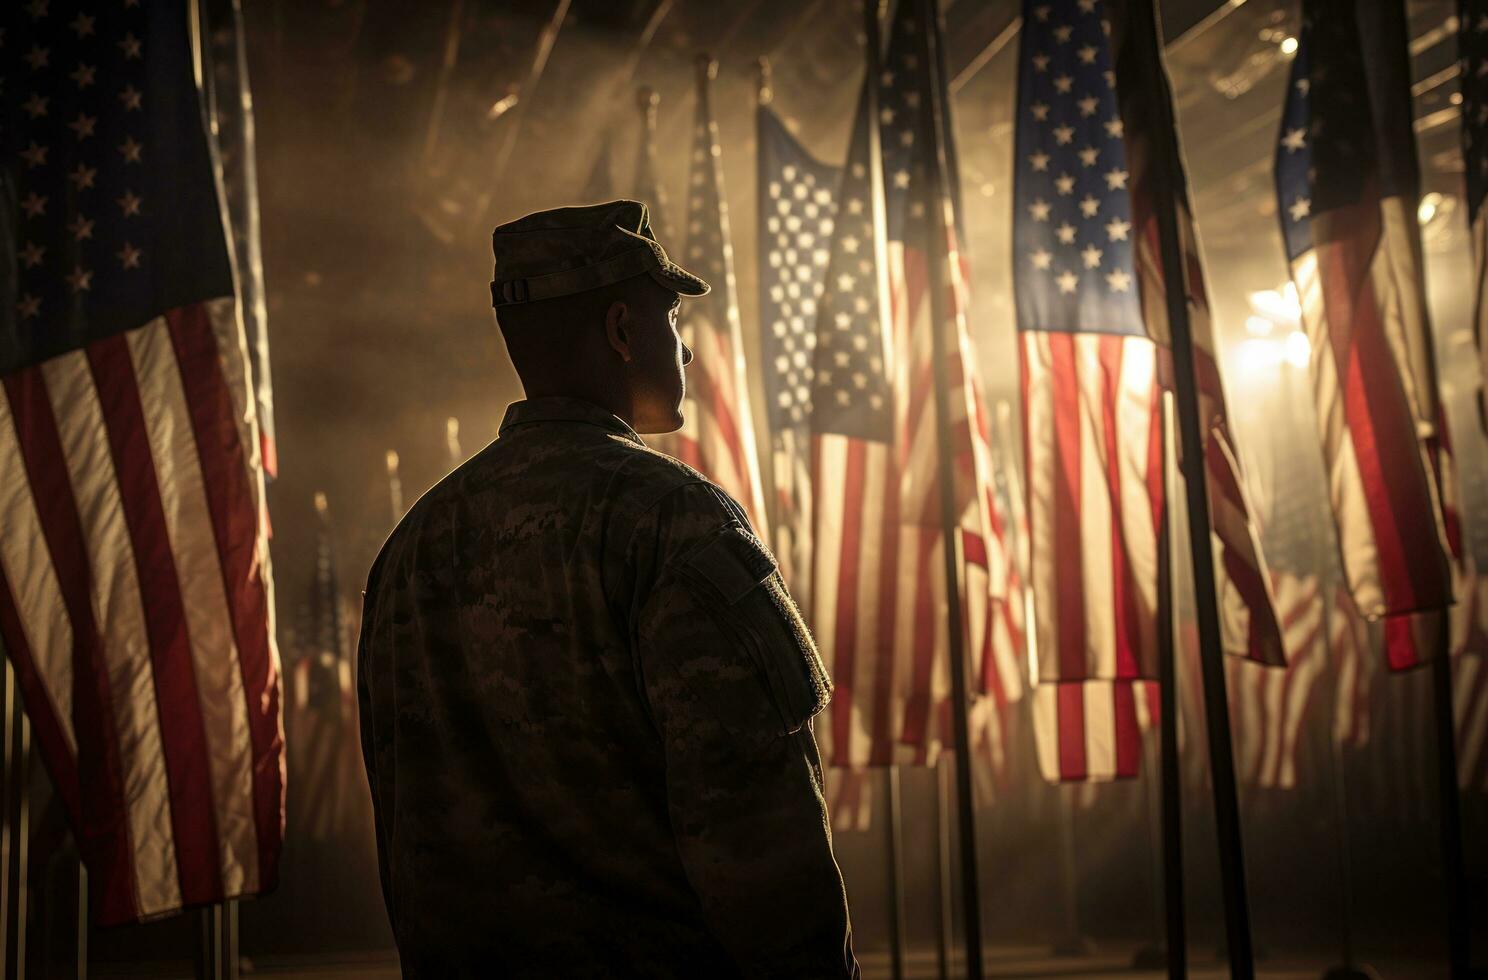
603 0 1488 800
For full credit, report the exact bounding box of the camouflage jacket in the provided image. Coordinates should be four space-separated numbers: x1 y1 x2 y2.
357 396 859 979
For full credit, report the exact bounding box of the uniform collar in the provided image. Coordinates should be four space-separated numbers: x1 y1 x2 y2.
498 396 645 446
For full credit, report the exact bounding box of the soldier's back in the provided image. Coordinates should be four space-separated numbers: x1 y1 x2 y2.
357 396 740 979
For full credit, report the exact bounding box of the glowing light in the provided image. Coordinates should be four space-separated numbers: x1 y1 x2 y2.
1237 338 1282 380
1419 191 1443 225
1245 315 1275 337
1280 36 1298 54
1284 330 1311 368
1248 284 1301 325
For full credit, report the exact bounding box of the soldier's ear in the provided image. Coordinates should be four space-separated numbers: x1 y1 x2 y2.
605 300 633 363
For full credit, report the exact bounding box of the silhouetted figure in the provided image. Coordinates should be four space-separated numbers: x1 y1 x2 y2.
358 201 859 978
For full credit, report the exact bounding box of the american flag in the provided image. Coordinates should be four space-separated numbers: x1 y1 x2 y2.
755 101 839 603
632 86 671 244
0 0 283 924
1224 573 1326 789
1455 650 1488 793
655 59 769 533
1031 679 1155 782
1012 0 1172 712
1276 9 1456 673
810 0 1016 770
1331 585 1376 751
288 494 356 843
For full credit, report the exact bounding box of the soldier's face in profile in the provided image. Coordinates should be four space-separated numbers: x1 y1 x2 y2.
625 288 693 434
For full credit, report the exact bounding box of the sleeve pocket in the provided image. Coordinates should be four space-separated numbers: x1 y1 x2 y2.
680 521 832 738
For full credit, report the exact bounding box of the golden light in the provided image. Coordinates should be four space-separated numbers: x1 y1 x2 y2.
1280 36 1298 55
1283 330 1311 368
1245 315 1275 337
1418 191 1443 225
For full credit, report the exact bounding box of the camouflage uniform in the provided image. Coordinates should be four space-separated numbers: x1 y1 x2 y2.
357 395 859 978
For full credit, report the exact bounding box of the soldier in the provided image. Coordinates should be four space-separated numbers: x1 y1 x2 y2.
357 200 859 978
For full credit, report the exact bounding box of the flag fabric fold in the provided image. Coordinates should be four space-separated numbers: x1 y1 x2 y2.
1274 7 1455 667
0 2 283 924
810 1 1016 772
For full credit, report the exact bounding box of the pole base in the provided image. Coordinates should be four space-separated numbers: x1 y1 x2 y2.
1130 944 1167 970
1319 966 1380 980
1050 934 1095 957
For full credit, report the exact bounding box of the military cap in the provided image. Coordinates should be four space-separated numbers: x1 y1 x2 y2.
490 199 710 307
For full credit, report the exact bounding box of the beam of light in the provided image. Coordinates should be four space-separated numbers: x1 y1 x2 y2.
1245 315 1275 337
1283 330 1311 368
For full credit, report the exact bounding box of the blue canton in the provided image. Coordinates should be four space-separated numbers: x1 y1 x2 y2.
1012 0 1142 335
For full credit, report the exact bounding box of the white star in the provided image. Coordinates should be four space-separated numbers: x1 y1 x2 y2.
1029 151 1051 171
1078 0 1096 11
1106 269 1132 292
1104 116 1124 138
837 273 856 292
22 93 48 118
66 266 93 292
846 198 864 215
19 242 45 268
68 214 95 241
70 63 96 88
119 32 143 59
1055 223 1077 244
1281 127 1307 152
118 242 143 270
880 107 895 125
1032 53 1050 72
1078 146 1100 167
20 193 46 218
1105 217 1131 241
1031 249 1053 270
1031 102 1050 121
119 85 143 111
69 12 94 37
1053 74 1074 94
1103 167 1128 189
1053 25 1073 43
1033 4 1051 21
68 113 97 139
1056 270 1079 293
904 92 920 109
842 235 860 253
893 170 910 188
1077 45 1098 64
1081 244 1103 268
1295 78 1310 96
1029 198 1052 221
1053 125 1075 145
118 190 143 216
1054 173 1076 195
70 164 96 189
18 294 41 319
1289 196 1311 221
20 142 47 168
1079 195 1101 217
900 129 915 147
1103 70 1115 88
1077 95 1099 117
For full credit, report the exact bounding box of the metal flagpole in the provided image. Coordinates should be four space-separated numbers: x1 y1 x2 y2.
385 450 404 527
935 758 954 980
483 0 573 213
1129 0 1255 972
885 767 908 980
446 417 463 468
1158 393 1187 980
76 864 86 980
916 0 984 974
1430 642 1470 978
1051 790 1089 957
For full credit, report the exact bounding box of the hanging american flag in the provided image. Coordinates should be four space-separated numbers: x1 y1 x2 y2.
811 1 1013 770
1012 0 1170 697
288 494 357 843
1332 585 1377 751
1031 679 1155 782
632 86 671 244
655 58 770 534
1225 573 1326 789
1275 9 1455 673
756 100 839 602
0 0 283 924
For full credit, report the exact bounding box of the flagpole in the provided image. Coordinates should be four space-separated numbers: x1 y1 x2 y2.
884 767 908 980
1157 393 1187 980
914 0 984 975
385 450 404 527
446 417 462 468
1430 640 1469 978
1134 0 1255 972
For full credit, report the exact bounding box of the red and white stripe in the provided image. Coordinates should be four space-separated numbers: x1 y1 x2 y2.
1020 331 1166 683
1289 195 1454 662
0 300 283 925
813 232 1014 772
1032 679 1154 783
1331 585 1377 750
1225 572 1326 789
